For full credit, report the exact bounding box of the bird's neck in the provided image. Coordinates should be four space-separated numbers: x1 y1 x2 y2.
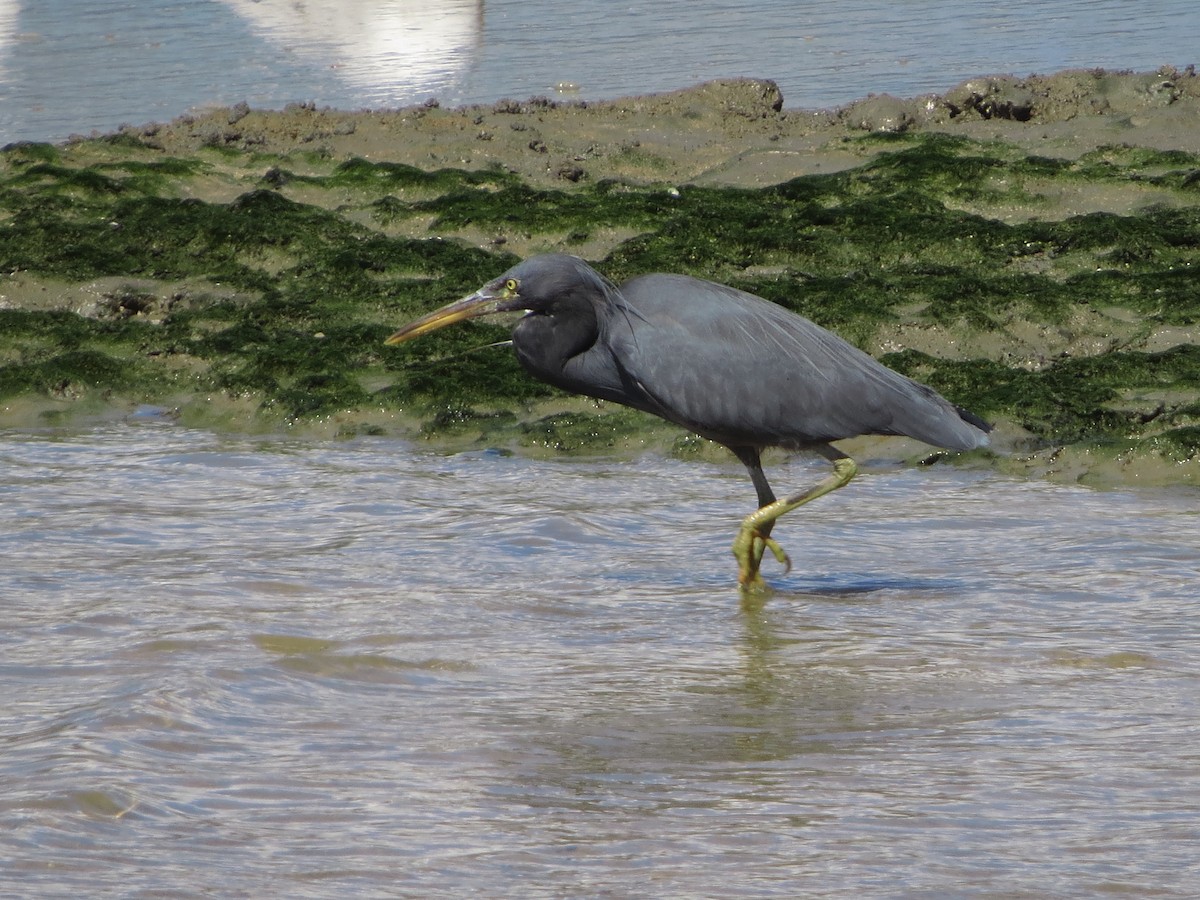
511 294 602 391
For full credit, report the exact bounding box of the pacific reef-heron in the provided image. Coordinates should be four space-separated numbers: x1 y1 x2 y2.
385 254 990 589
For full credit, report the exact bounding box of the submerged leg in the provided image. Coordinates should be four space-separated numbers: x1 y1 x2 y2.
731 446 858 590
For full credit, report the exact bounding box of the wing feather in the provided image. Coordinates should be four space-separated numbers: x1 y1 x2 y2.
607 274 986 451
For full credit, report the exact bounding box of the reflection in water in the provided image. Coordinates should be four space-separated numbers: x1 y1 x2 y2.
221 0 482 102
2 0 1197 143
0 0 16 82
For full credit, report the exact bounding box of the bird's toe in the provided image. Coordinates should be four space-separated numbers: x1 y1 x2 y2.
732 526 790 587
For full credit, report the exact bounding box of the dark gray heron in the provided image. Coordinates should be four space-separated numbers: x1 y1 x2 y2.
386 254 990 590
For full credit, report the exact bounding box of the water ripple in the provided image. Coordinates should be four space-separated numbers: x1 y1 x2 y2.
2 423 1199 895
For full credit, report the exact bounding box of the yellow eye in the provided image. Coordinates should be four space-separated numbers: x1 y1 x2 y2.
504 278 518 292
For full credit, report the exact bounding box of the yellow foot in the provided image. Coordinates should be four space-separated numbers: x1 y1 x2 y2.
732 526 792 589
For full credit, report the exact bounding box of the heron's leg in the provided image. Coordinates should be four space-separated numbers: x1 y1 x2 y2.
729 447 785 577
732 450 858 589
730 447 780 577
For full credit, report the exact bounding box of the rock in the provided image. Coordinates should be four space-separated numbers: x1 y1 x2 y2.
844 94 915 132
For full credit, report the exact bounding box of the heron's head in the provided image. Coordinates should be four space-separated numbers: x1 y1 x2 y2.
384 254 613 346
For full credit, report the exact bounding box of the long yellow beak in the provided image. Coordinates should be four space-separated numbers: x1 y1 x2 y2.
384 287 505 346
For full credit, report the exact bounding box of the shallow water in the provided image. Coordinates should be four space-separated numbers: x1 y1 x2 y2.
2 420 1199 895
1 0 1197 143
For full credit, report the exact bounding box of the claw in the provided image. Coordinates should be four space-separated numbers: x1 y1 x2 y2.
732 525 791 589
759 535 792 574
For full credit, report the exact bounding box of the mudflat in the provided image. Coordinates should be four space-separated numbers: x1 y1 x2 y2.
2 68 1198 484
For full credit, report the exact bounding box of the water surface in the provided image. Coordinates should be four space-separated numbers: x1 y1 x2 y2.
2 422 1198 895
1 0 1197 143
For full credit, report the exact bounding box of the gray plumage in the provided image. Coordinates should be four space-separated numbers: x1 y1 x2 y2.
504 255 989 456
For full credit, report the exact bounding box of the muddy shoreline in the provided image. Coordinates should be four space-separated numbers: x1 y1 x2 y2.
2 68 1199 484
128 68 1200 188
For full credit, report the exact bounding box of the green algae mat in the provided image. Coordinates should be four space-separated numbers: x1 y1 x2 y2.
2 130 1199 481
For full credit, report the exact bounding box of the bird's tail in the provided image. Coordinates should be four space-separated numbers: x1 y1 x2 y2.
954 405 993 438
